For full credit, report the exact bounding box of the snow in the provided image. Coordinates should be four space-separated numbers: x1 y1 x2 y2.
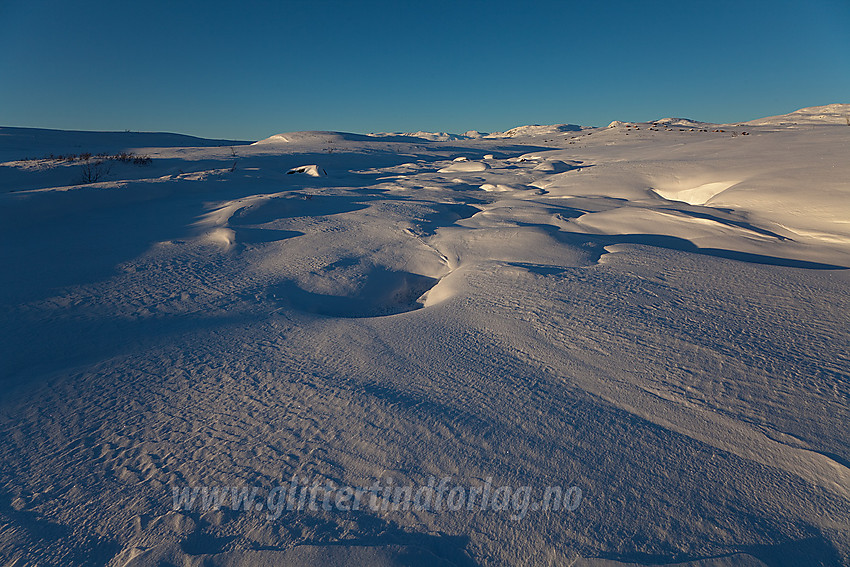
0 105 849 567
438 160 490 173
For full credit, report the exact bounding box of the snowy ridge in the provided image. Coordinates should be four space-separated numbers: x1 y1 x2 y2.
743 103 850 125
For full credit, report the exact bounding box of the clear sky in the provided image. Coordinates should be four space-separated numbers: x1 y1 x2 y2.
1 0 848 140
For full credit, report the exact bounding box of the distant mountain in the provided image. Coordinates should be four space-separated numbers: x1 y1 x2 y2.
485 124 585 138
0 126 250 161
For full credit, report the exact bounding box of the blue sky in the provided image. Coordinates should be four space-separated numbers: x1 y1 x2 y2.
1 0 848 140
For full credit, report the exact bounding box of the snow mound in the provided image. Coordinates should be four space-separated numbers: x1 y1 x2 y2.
532 159 581 173
204 227 236 247
651 180 740 205
743 103 850 126
438 161 490 173
479 183 537 192
287 164 326 177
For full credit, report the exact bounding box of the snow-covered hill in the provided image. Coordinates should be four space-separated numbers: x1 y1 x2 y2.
485 123 585 138
742 103 850 126
1 106 849 567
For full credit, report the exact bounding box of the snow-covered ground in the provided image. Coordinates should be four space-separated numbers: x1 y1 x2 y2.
1 105 848 567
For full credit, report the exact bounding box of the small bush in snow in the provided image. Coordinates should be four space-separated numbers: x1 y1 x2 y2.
78 160 111 184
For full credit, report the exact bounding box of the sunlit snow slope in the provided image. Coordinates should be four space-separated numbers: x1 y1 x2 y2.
1 106 849 567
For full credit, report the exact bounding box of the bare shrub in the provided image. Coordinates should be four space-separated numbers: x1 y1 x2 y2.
78 160 111 184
